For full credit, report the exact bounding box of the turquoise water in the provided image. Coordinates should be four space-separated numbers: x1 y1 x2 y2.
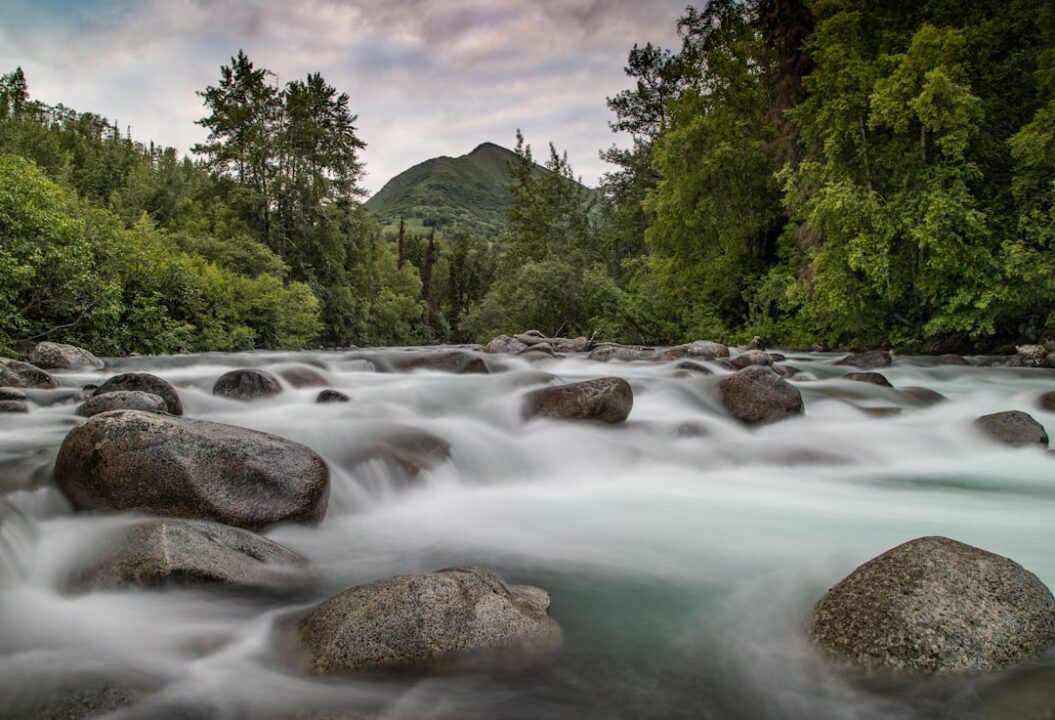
0 349 1052 719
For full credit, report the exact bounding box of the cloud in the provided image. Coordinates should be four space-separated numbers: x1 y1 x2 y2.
0 0 687 193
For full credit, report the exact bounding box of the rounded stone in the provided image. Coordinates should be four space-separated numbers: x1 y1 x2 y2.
297 566 562 675
316 389 350 404
522 377 633 423
0 358 57 389
94 372 184 415
809 536 1055 673
973 410 1049 448
77 391 168 418
29 341 105 370
55 410 329 529
212 369 283 400
718 365 804 425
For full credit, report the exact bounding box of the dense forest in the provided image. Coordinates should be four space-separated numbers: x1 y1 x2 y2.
2 0 1054 355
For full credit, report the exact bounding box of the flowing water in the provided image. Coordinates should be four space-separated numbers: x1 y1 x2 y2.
1 348 1053 719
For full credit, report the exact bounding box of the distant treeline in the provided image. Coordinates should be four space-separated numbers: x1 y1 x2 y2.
2 0 1054 354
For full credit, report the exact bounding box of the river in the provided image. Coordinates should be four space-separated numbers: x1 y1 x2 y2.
1 348 1052 719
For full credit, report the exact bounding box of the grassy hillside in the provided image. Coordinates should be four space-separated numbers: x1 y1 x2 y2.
364 142 525 238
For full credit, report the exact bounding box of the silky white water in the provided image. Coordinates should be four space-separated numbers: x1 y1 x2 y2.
0 349 1052 719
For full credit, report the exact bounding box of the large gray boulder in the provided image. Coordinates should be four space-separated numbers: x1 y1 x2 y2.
55 410 329 529
212 368 283 400
29 341 105 370
973 410 1049 448
0 358 58 388
74 518 305 591
94 372 183 415
297 566 562 674
834 350 892 370
396 351 488 374
484 335 529 354
809 536 1055 673
76 391 168 418
718 366 804 425
523 377 633 423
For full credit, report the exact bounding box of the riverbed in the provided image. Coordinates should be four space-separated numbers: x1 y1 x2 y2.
1 348 1052 719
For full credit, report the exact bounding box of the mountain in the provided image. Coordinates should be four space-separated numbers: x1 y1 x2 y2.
364 142 533 238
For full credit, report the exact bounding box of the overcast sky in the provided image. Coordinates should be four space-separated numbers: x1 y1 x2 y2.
0 0 687 194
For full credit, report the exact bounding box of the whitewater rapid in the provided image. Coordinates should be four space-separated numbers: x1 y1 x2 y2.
0 348 1052 719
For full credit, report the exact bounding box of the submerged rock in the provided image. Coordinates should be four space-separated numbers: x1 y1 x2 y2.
316 389 350 403
938 354 969 366
94 372 183 415
345 428 452 479
396 351 488 374
278 365 328 388
0 387 27 401
484 335 528 354
75 517 305 591
898 386 946 407
1037 391 1055 412
77 391 168 418
297 566 562 674
212 368 284 400
973 410 1049 447
718 366 804 425
843 372 893 387
675 360 713 375
809 536 1055 673
834 350 892 370
29 341 105 370
55 410 329 529
0 358 58 389
523 377 633 423
0 400 28 414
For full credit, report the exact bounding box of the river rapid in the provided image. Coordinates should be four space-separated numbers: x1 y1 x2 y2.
0 347 1052 720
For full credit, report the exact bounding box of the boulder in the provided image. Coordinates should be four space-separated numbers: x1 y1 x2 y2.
396 351 488 375
834 350 891 370
0 400 28 414
1037 391 1055 413
1013 344 1054 369
297 566 562 674
518 342 554 357
523 377 633 424
549 336 592 353
76 391 168 418
74 517 305 592
316 389 350 404
728 350 774 370
938 354 969 366
484 335 528 354
94 372 183 415
0 358 58 389
718 366 804 425
0 387 27 401
278 365 328 388
55 410 329 530
29 341 104 370
589 344 649 362
899 386 947 407
212 368 283 400
973 410 1049 448
809 536 1055 673
843 372 893 387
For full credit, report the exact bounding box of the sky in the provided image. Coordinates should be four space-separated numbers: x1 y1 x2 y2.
0 0 687 195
